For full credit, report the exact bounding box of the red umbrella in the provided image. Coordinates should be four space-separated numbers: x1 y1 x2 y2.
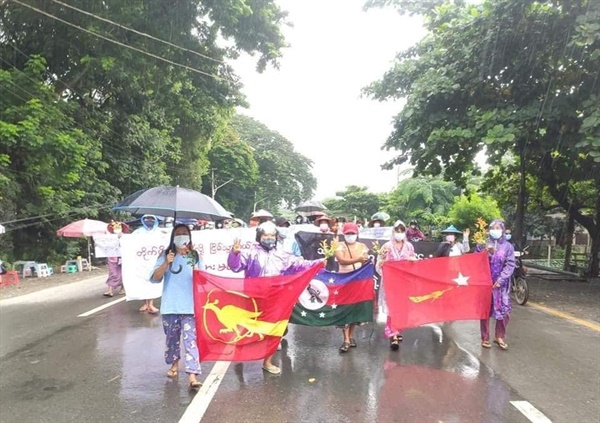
56 219 108 269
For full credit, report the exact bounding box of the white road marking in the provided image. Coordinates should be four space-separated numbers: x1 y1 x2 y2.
511 401 553 423
77 297 126 317
179 361 231 423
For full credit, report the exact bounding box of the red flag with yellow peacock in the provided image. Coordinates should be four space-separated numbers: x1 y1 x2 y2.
193 264 323 361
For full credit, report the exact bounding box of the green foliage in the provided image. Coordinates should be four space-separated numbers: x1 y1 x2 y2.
323 186 384 221
231 114 316 214
447 194 502 233
367 0 600 276
385 176 458 226
0 0 291 260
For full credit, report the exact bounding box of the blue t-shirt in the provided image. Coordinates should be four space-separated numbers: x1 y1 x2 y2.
150 253 202 315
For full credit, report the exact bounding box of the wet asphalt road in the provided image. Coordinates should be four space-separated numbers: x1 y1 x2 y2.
0 279 598 423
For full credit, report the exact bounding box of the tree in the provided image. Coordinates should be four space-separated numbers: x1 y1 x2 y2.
447 194 502 235
366 0 600 276
322 186 384 221
0 0 290 260
385 176 458 227
202 128 260 218
231 114 317 212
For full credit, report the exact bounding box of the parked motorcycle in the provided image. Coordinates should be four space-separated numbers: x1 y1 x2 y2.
511 247 529 305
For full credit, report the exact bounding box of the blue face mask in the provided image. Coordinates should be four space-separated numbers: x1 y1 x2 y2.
278 228 288 239
505 234 512 241
260 239 277 250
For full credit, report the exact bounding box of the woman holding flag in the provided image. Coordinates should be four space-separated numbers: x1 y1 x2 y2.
376 220 416 350
229 221 323 375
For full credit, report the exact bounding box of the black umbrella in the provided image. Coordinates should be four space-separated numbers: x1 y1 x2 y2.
295 200 327 213
113 186 231 221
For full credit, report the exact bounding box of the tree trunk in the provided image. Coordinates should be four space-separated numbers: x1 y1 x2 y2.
514 141 527 246
563 213 575 272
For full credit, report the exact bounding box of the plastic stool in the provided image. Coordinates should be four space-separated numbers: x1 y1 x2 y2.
67 264 78 273
0 271 20 288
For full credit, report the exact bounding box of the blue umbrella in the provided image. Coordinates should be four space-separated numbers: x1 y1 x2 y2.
113 186 230 221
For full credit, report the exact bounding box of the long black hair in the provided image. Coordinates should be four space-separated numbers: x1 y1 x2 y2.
166 224 198 274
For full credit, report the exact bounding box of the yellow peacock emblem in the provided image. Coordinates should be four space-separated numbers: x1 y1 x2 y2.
202 290 287 344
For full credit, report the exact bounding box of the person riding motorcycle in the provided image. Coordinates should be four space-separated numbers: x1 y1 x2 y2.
406 220 426 242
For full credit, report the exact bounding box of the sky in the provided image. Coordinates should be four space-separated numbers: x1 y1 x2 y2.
230 0 427 201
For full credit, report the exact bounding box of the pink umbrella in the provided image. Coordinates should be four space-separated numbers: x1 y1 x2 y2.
56 219 108 269
56 218 108 237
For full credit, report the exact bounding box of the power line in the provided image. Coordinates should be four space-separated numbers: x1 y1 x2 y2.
49 0 225 65
9 0 228 82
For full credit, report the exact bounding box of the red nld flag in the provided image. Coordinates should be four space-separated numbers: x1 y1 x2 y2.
193 263 324 362
382 252 492 331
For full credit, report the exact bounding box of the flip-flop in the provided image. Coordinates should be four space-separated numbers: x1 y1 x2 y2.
189 380 202 390
262 365 281 375
103 292 113 297
166 369 178 379
390 336 400 351
349 338 357 348
339 342 350 353
494 340 508 350
148 308 160 314
138 306 149 312
481 340 492 349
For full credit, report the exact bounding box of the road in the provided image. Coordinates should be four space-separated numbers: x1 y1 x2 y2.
0 277 598 423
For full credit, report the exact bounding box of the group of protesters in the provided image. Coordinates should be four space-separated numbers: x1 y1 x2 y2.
104 210 515 388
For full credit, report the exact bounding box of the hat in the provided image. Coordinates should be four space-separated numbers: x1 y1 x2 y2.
275 216 290 227
441 225 462 235
342 222 359 234
393 220 406 230
315 215 332 223
252 209 273 219
257 221 277 235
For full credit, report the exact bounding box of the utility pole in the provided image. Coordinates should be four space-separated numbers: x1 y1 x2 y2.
211 169 233 199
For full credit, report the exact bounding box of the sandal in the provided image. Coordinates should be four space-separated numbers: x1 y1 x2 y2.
103 292 113 297
339 342 351 353
148 307 160 315
189 380 202 390
262 365 281 375
481 340 492 349
390 336 400 351
349 338 357 348
138 305 149 312
166 368 178 378
494 339 508 350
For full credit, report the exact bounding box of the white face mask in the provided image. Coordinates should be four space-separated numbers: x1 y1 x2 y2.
113 228 122 235
446 235 456 243
174 235 190 249
319 223 329 231
373 222 381 228
489 229 503 240
394 232 406 242
345 234 357 244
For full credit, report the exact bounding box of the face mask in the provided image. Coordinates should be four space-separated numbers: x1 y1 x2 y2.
260 239 277 250
278 228 288 239
394 232 406 242
505 234 512 241
319 223 329 231
345 235 357 244
174 235 190 249
373 222 381 228
489 229 503 240
446 235 455 243
113 229 122 235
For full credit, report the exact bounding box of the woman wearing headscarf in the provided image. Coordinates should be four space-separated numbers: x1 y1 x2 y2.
131 214 162 314
477 219 515 350
228 221 323 375
150 224 202 389
376 220 416 350
434 225 470 257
